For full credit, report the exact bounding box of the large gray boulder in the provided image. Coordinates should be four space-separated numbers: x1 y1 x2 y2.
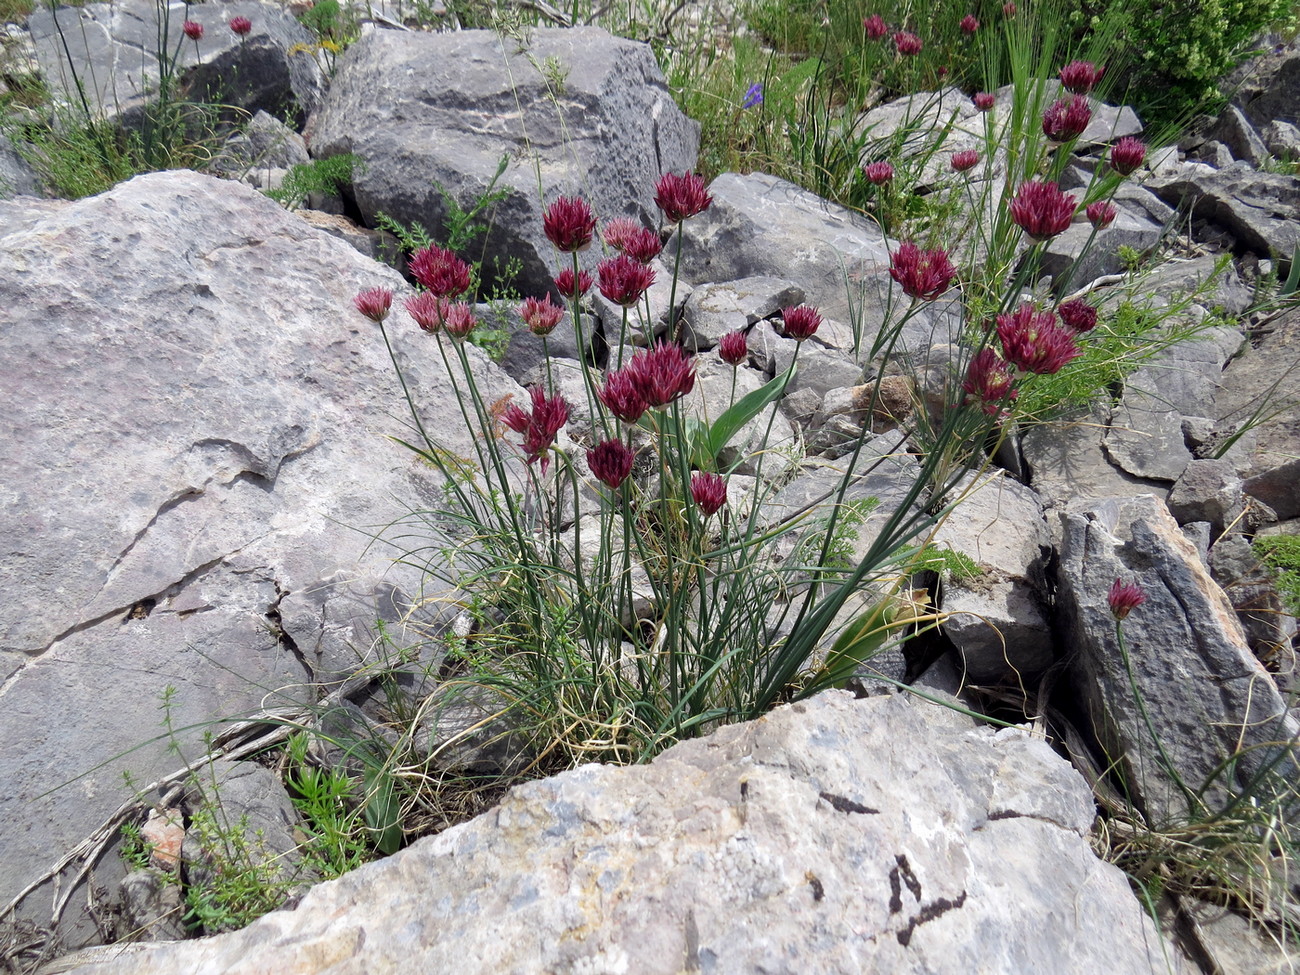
28 0 325 127
54 691 1174 975
306 26 699 298
678 172 896 339
1055 495 1297 822
0 170 517 946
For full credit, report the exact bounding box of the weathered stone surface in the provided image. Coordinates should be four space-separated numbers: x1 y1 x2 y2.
1166 458 1244 538
933 473 1053 683
1056 495 1297 821
0 138 40 199
1039 204 1164 293
1209 533 1298 681
214 110 311 175
307 27 698 299
1206 104 1270 167
1245 458 1300 522
678 172 894 333
678 276 804 353
1214 307 1300 476
0 171 517 944
57 692 1172 975
1231 42 1300 135
1105 381 1194 482
1148 165 1300 261
1023 400 1168 507
28 0 325 127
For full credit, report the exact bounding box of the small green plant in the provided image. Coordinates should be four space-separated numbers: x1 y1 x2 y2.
282 733 373 880
267 153 362 211
1253 535 1300 615
118 821 154 873
182 805 294 934
917 546 982 581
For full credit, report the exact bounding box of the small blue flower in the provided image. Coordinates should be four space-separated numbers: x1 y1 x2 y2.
742 83 763 109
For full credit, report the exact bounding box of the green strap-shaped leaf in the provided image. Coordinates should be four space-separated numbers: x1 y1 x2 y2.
699 365 795 470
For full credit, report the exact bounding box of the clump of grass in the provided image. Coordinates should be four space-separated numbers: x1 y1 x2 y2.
1253 535 1300 615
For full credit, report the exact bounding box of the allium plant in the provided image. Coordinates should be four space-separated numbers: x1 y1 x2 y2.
360 47 1176 772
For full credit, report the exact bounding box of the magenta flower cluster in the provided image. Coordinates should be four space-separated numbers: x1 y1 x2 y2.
543 196 597 253
889 242 957 301
1109 578 1146 620
586 439 635 490
599 341 697 422
1009 181 1076 241
409 245 471 299
655 172 713 224
1042 95 1092 142
995 304 1082 374
502 386 570 472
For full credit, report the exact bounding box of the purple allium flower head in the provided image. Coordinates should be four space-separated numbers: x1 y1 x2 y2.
598 254 656 308
353 287 392 323
587 439 635 490
962 348 1018 415
554 268 593 301
718 330 748 366
1059 59 1105 94
602 217 643 253
408 245 471 299
519 294 565 336
1009 180 1076 241
502 386 570 472
960 14 979 33
973 91 995 111
690 471 728 517
183 20 204 40
889 242 957 301
951 149 981 172
863 161 895 185
598 368 649 425
1002 1 1016 13
623 227 663 264
894 31 923 56
863 13 888 39
1058 298 1099 333
543 196 597 253
1110 136 1147 176
743 83 763 109
654 172 713 224
405 292 448 333
781 304 822 341
627 341 697 408
229 15 252 35
1086 200 1117 229
441 302 477 339
1042 94 1092 142
1109 578 1146 620
996 303 1082 374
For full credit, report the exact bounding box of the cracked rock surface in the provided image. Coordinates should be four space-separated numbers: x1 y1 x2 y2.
0 171 518 942
60 691 1172 975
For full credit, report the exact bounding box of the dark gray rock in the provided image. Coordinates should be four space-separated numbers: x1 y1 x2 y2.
116 870 187 942
1245 458 1300 521
1056 495 1297 822
1148 165 1300 261
1039 205 1164 294
1206 104 1270 167
678 172 894 335
1231 43 1300 135
1214 306 1300 476
28 0 325 128
0 138 40 199
307 27 698 299
772 341 864 398
1105 385 1194 483
1166 458 1244 538
181 760 306 930
1209 533 1298 682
